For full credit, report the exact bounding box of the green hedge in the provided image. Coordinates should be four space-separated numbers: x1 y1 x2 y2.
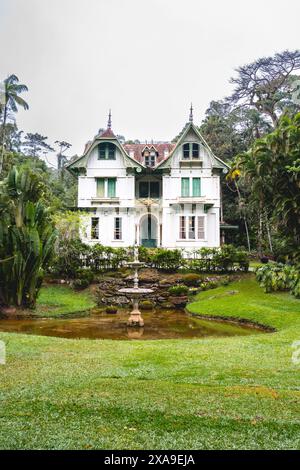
188 245 249 273
50 241 249 278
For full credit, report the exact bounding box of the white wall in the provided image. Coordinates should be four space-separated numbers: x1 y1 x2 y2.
77 131 223 249
78 144 135 208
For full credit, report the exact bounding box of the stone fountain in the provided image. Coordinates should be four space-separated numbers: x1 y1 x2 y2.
118 245 153 327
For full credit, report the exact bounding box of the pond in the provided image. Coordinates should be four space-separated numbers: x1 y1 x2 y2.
0 308 266 340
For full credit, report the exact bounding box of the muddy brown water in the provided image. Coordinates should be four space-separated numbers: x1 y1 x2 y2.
0 308 265 340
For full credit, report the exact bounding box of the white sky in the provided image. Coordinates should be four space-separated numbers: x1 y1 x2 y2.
1 0 300 160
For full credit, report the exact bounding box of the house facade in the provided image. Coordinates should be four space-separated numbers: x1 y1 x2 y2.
67 109 228 251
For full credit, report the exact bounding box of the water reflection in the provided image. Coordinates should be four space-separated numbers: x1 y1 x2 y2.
0 308 265 340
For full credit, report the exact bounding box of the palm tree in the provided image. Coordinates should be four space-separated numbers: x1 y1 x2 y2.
0 74 29 173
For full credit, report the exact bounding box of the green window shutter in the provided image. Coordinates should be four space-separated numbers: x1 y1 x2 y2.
181 178 190 197
192 178 201 197
107 178 116 197
96 178 105 197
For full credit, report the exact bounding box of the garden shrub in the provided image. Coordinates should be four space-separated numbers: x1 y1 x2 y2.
256 263 300 298
51 238 90 278
73 278 90 290
205 280 218 290
151 248 183 272
169 285 189 296
90 244 129 271
189 245 249 273
50 241 130 277
188 287 199 295
50 242 248 278
106 305 118 314
180 273 202 286
75 268 94 284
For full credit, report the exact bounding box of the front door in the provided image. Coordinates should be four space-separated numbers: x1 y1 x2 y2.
140 214 158 247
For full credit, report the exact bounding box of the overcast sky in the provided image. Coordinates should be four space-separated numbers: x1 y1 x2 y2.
1 0 300 161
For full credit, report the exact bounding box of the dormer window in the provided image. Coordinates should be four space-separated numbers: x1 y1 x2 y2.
182 143 200 159
98 142 116 160
145 152 156 167
143 147 157 167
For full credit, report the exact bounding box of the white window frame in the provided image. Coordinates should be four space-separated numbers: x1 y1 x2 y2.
178 214 206 241
95 177 117 198
182 142 200 160
114 217 122 240
180 176 202 197
91 217 100 240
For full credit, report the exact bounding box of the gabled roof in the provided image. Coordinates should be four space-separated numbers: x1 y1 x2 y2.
66 113 229 176
156 121 229 171
100 128 116 138
123 142 176 166
66 127 143 175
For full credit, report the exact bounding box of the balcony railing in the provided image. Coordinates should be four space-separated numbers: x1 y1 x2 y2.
91 197 120 205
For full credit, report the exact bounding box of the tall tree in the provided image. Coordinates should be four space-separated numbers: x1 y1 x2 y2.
0 75 29 173
0 167 57 309
232 113 300 262
23 133 54 157
55 140 72 170
228 50 300 126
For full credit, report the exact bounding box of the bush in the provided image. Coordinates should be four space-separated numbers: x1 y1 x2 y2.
188 287 199 295
189 245 249 273
169 285 189 296
205 280 218 290
106 305 118 314
50 241 130 277
256 263 300 298
151 248 183 272
180 273 202 286
51 238 90 278
221 276 230 286
75 268 94 284
90 244 129 271
73 278 90 290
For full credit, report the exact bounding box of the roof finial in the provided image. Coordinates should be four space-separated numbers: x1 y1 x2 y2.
108 109 112 129
189 103 193 123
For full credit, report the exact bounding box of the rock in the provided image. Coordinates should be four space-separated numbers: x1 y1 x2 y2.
0 306 17 316
161 302 173 309
115 296 130 305
169 296 188 308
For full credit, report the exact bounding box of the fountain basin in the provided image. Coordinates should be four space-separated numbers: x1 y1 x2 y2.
118 287 153 327
118 288 153 295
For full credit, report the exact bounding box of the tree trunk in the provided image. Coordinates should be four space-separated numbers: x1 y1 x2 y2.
0 104 8 174
257 198 264 257
265 212 273 254
235 181 251 252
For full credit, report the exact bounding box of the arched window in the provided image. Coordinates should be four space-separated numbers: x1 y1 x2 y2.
98 142 116 160
183 143 190 159
192 143 199 158
182 143 200 159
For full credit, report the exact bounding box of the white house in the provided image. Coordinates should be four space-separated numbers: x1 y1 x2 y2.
66 108 228 251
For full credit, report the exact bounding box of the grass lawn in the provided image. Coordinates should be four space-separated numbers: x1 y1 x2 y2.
0 275 300 449
24 285 96 317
